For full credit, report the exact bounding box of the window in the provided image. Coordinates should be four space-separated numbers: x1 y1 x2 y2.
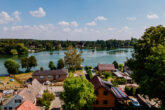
4 107 7 110
95 100 99 104
40 76 44 79
103 91 108 95
15 99 21 103
56 75 60 79
48 75 52 79
9 107 12 110
103 100 108 104
94 90 98 95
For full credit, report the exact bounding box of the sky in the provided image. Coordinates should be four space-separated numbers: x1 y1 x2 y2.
0 0 165 41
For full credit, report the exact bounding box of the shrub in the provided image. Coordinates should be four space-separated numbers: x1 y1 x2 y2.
88 69 93 79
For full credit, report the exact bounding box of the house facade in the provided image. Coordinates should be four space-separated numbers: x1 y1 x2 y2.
32 69 68 83
98 64 116 72
90 75 128 110
1 95 24 110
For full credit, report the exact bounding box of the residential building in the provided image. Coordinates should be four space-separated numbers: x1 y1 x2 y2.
1 79 44 110
1 95 24 110
32 69 68 83
15 100 40 110
98 64 116 72
90 75 128 109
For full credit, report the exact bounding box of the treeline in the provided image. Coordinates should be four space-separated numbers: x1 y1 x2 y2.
0 42 28 55
0 38 137 51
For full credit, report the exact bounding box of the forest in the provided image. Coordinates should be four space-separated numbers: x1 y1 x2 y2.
0 38 137 53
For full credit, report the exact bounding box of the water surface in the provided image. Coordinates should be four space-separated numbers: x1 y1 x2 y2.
0 48 133 75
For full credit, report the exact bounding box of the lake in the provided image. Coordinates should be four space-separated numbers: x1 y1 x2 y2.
0 48 133 75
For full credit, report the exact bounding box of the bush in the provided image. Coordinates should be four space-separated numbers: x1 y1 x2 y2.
38 92 55 110
87 69 93 79
116 78 127 85
85 66 93 71
104 72 112 79
125 86 136 96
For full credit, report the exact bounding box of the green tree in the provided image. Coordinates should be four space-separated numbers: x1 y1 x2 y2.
57 58 65 69
4 59 20 74
64 46 84 71
87 69 93 80
38 92 55 110
48 61 56 70
113 60 118 69
10 49 18 55
40 66 44 70
60 76 96 110
118 64 124 72
126 25 165 106
21 56 37 72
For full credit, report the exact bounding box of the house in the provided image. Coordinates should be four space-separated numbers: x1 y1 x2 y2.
15 100 40 110
18 79 44 104
98 64 116 72
1 79 44 110
1 94 24 110
113 71 132 84
90 75 128 109
32 69 68 83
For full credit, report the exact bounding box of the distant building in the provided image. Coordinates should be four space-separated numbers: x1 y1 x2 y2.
32 69 68 83
15 100 40 110
98 64 116 72
113 71 132 83
1 79 44 110
90 75 128 109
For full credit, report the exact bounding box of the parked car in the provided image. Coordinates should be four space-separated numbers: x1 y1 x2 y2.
43 81 51 85
130 98 140 107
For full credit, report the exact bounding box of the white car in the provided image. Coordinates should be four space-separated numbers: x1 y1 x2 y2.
130 98 140 107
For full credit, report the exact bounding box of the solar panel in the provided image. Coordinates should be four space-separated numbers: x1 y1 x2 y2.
112 87 122 98
116 87 127 98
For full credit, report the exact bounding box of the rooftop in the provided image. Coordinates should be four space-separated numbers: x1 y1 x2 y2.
32 69 68 76
98 64 115 71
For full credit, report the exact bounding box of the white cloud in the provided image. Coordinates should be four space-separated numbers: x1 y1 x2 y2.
107 27 115 31
58 21 70 26
147 14 159 19
30 7 46 18
0 11 13 24
95 16 107 21
71 21 78 27
86 21 96 26
13 11 21 21
63 27 71 32
126 17 136 21
74 28 83 32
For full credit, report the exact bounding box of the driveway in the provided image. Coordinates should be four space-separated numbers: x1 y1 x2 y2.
49 86 64 110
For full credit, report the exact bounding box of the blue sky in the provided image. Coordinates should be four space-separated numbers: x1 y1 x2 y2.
0 0 164 40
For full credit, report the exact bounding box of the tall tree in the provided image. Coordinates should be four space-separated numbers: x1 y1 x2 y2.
4 59 20 74
126 25 165 106
60 76 96 110
57 58 65 69
118 64 124 72
21 56 37 72
113 60 118 69
48 61 56 70
64 46 84 71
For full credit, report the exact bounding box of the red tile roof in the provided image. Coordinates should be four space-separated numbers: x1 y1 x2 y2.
16 100 40 110
98 64 115 71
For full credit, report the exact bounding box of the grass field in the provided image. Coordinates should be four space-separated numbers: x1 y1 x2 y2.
14 72 32 83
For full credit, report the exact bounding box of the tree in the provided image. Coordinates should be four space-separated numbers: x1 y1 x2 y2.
118 64 124 72
4 59 20 74
113 60 118 69
57 58 65 69
87 69 93 80
40 66 44 70
38 92 55 110
64 46 84 71
126 25 165 106
10 49 18 55
21 56 37 72
60 76 96 110
48 61 56 70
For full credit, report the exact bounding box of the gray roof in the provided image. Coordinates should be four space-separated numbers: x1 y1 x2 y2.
32 69 68 76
